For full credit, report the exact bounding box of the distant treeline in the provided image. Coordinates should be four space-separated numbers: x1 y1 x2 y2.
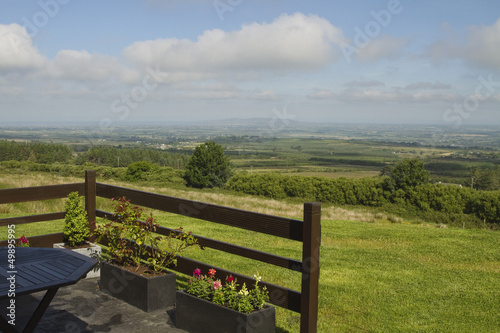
0 140 189 169
0 140 72 164
75 146 190 169
226 173 500 227
0 160 185 185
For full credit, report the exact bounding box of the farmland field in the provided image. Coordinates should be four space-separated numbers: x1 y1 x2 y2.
1 122 499 185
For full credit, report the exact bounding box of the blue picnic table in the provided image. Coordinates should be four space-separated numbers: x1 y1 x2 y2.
0 247 97 333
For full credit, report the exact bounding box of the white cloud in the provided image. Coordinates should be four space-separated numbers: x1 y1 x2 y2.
124 13 345 76
356 36 407 62
344 80 385 88
50 50 140 83
339 89 400 103
465 18 500 69
307 89 335 99
182 90 240 100
248 90 281 101
178 82 241 100
427 18 500 70
404 81 452 90
338 89 460 104
0 24 46 71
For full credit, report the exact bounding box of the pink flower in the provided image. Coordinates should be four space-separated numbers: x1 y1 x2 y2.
193 268 201 277
208 268 216 277
20 235 28 244
213 280 222 290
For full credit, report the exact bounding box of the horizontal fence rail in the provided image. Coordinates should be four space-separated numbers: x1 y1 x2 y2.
0 183 84 204
0 212 65 227
96 183 304 241
0 171 320 333
0 182 83 230
96 210 303 272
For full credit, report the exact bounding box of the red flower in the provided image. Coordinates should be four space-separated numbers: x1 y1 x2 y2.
208 268 216 277
226 276 234 283
20 235 28 244
193 268 201 277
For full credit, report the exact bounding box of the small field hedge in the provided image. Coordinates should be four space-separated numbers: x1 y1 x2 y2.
226 173 500 226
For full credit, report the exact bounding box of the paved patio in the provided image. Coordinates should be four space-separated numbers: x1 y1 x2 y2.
0 277 188 332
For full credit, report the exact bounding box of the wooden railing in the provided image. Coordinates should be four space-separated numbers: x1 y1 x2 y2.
0 170 321 332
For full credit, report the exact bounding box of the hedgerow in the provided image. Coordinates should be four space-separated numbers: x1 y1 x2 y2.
225 173 500 226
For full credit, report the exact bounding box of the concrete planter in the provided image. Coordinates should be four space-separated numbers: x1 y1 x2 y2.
53 241 101 278
175 290 275 333
100 261 176 312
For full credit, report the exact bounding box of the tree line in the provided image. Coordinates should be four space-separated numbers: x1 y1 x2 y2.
0 140 72 164
0 140 189 169
226 160 500 227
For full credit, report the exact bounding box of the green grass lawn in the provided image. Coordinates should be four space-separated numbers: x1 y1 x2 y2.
145 213 500 333
2 210 499 332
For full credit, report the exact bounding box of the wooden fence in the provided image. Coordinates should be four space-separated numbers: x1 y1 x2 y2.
0 170 321 332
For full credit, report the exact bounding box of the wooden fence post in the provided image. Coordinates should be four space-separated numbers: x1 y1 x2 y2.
85 170 97 233
300 202 321 333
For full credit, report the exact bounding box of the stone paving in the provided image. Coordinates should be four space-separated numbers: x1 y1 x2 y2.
1 278 188 332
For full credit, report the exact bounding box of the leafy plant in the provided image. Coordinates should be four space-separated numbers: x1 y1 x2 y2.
16 235 30 247
63 191 91 247
95 196 197 273
186 268 269 313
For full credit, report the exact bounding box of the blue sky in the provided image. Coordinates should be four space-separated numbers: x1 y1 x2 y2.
1 0 499 128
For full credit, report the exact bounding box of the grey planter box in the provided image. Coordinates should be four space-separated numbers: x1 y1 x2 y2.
176 290 275 333
53 241 101 278
100 261 176 312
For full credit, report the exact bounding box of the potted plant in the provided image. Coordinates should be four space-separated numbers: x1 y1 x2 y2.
16 235 30 247
54 191 101 278
176 268 275 333
95 196 197 312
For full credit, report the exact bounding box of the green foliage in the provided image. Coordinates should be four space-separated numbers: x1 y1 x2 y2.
227 172 500 226
467 166 500 190
63 192 90 247
0 140 73 164
0 160 184 185
383 158 429 192
95 196 197 272
183 141 234 188
126 161 152 181
186 268 269 313
76 145 189 168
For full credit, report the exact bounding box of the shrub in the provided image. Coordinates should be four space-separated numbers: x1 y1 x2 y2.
64 192 90 247
184 141 233 188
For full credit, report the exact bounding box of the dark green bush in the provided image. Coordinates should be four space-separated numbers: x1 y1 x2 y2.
226 172 500 226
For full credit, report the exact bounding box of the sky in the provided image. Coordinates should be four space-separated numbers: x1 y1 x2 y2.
1 0 500 128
